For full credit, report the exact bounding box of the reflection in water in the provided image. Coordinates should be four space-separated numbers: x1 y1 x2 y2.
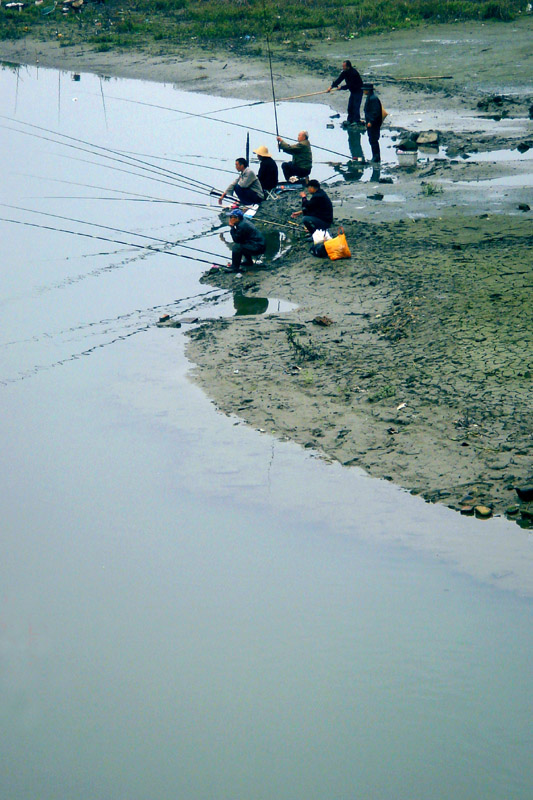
233 291 269 316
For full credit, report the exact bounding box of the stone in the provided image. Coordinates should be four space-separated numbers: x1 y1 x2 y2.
417 131 439 145
475 505 493 518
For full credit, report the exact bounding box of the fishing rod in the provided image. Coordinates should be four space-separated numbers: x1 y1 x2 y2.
20 172 224 207
0 116 223 197
117 149 236 176
46 148 227 200
97 94 355 162
34 196 229 209
2 115 219 192
0 121 220 201
261 0 280 142
0 203 232 262
0 215 229 268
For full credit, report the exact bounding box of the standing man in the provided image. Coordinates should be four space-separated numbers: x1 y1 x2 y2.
253 144 279 196
363 83 383 164
225 209 266 273
328 60 364 127
218 157 264 207
276 131 312 182
291 179 333 235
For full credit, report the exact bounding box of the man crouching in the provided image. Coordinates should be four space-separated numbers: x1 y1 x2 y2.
225 209 266 273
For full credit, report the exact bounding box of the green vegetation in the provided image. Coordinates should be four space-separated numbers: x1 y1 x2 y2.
0 0 526 48
420 182 444 195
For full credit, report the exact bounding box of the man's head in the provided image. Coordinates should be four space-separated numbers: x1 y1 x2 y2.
235 157 248 172
307 179 320 194
228 208 244 225
362 83 374 94
342 60 352 71
297 131 309 143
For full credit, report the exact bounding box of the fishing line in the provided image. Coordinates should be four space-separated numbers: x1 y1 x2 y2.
0 203 231 261
0 215 228 268
0 287 226 351
0 287 232 387
18 172 205 204
45 148 226 199
117 149 236 176
0 116 222 196
94 94 354 161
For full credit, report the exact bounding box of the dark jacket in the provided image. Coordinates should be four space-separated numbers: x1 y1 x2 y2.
331 66 363 93
302 189 333 227
257 157 278 195
364 91 383 127
230 218 266 250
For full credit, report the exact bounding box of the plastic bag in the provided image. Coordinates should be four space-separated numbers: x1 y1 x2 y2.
324 227 351 260
312 229 332 245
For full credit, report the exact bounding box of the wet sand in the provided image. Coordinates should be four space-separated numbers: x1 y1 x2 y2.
2 19 532 523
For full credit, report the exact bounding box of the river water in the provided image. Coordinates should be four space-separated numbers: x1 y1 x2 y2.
1 65 532 800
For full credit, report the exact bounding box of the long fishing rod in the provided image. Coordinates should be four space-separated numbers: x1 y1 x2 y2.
262 0 280 141
0 121 220 201
1 115 218 192
21 173 220 211
0 116 222 197
118 149 236 176
45 147 227 200
0 215 228 268
5 126 232 203
0 203 231 261
97 94 354 162
21 169 237 211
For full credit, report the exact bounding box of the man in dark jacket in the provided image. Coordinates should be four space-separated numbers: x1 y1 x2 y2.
226 209 266 272
328 60 364 126
363 83 383 163
291 179 333 234
253 144 278 196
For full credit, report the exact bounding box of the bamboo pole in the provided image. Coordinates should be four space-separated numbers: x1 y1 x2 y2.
277 88 337 102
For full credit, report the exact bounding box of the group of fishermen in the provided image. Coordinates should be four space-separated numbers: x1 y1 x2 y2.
218 62 383 273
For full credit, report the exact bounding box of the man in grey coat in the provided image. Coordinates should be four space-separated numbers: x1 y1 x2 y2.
219 157 264 206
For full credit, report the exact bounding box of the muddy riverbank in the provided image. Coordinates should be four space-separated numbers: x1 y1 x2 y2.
2 19 532 524
190 207 532 523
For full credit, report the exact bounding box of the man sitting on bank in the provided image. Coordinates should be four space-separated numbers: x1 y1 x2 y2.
218 157 264 207
276 130 312 183
253 144 279 196
291 179 333 235
225 208 266 273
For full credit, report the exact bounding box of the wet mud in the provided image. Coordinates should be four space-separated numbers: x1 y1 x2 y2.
189 207 532 524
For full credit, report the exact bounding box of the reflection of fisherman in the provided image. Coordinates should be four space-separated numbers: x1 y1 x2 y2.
276 131 312 182
291 179 333 234
233 291 269 316
225 209 266 273
363 83 383 164
253 145 278 196
347 126 364 162
218 157 264 206
327 60 364 127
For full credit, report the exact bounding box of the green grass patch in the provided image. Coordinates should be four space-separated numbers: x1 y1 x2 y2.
0 0 526 48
